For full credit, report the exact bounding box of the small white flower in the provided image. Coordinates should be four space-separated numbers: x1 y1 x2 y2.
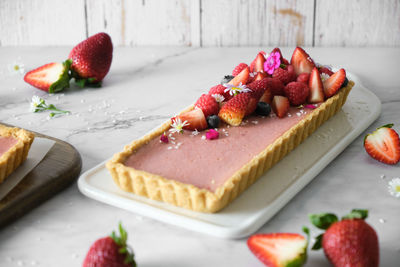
223 82 252 96
321 73 330 82
191 129 199 136
211 94 225 103
169 117 189 133
388 178 400 198
8 59 25 75
30 95 44 112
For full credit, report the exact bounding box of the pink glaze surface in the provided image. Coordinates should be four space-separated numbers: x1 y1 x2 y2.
0 136 18 157
125 107 312 192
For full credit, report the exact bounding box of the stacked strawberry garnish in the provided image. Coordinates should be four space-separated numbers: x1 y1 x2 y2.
24 32 113 93
170 47 348 134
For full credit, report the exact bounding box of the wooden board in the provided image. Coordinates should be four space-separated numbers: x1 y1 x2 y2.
0 128 82 228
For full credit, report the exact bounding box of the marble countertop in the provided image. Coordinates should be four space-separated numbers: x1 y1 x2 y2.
0 47 399 266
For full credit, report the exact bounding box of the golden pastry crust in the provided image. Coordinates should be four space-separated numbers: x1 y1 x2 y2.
107 81 354 213
0 125 35 183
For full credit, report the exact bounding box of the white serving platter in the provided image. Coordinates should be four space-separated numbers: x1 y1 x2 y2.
78 73 380 239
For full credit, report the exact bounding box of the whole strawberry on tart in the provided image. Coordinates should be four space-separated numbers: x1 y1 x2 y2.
107 47 354 213
24 32 113 93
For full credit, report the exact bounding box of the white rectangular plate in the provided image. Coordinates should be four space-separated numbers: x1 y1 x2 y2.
78 73 380 239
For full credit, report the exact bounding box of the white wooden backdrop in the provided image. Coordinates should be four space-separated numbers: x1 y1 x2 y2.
1 0 399 47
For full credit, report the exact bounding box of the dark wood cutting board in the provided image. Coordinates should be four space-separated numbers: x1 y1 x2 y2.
0 126 82 228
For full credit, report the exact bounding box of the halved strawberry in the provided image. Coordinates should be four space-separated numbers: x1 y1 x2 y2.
308 67 324 103
272 95 290 118
319 66 334 76
247 233 308 267
255 72 268 81
24 60 72 93
173 109 208 131
290 47 315 75
323 68 346 98
250 52 266 73
232 63 248 76
260 88 272 104
194 94 219 117
364 124 400 165
218 93 250 126
246 96 259 116
271 47 290 65
228 66 250 86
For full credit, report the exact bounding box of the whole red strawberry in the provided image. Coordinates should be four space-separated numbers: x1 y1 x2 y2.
247 78 268 99
208 84 231 101
218 93 250 126
83 223 136 267
69 32 113 86
194 94 219 117
309 209 379 267
284 82 309 106
265 77 285 96
272 65 296 85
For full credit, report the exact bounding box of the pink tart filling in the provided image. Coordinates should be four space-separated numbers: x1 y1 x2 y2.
0 136 18 157
125 107 312 192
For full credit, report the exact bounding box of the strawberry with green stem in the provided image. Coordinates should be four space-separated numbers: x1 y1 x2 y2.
83 223 136 267
24 60 72 93
69 32 113 88
308 209 379 267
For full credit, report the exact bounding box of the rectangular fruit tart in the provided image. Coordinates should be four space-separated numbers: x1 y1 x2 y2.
107 47 354 213
0 124 35 183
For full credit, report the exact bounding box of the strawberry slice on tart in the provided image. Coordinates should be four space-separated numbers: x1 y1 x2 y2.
172 109 208 131
218 93 250 126
228 66 250 86
308 67 325 103
250 52 266 73
323 68 346 98
24 60 72 93
247 233 308 267
290 47 315 75
255 72 268 81
271 95 290 118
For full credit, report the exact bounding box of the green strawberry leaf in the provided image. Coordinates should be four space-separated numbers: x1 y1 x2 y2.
311 234 323 250
342 209 368 220
309 213 338 230
109 222 136 267
48 59 72 93
378 123 394 129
